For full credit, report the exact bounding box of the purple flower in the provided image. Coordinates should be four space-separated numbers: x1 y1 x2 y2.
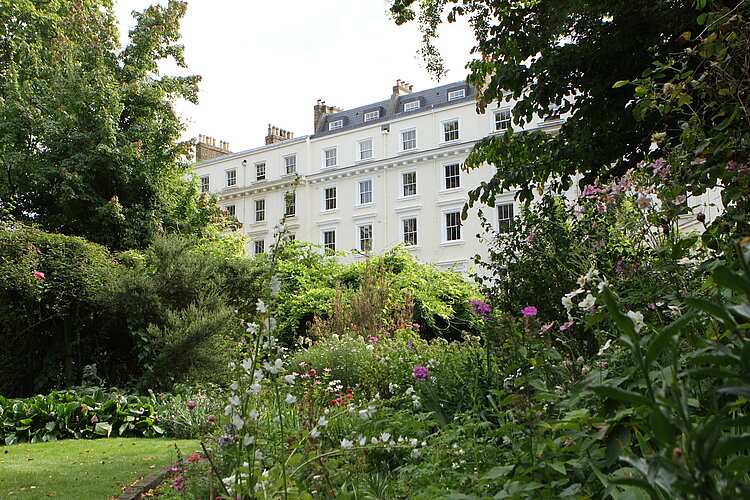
207 415 216 422
560 321 573 331
471 300 491 319
369 336 379 342
187 402 196 410
521 306 537 317
413 366 430 380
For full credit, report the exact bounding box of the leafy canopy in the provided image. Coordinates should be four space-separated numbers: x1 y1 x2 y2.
0 0 206 250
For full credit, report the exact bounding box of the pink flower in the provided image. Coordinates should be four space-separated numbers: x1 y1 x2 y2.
33 271 45 279
560 321 573 331
413 366 429 380
187 402 196 410
369 336 379 342
521 306 537 316
90 416 99 424
207 416 216 422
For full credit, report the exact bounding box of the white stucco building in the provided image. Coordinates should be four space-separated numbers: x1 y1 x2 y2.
191 80 564 271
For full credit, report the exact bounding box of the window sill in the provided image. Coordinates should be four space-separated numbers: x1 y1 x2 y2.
440 240 465 247
355 202 375 209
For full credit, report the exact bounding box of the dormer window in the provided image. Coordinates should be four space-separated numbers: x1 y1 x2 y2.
403 100 420 112
329 119 343 131
364 110 379 122
447 89 465 101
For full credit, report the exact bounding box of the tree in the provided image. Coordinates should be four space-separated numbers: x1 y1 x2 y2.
0 0 201 250
389 0 747 208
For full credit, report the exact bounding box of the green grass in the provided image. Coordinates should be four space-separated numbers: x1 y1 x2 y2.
0 437 200 499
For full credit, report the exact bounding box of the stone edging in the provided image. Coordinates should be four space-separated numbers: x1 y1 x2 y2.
116 460 180 500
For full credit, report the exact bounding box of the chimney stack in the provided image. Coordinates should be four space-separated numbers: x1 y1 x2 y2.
392 79 413 96
314 99 343 133
195 134 232 162
265 124 295 145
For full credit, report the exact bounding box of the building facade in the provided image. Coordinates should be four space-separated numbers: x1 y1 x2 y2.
192 80 564 271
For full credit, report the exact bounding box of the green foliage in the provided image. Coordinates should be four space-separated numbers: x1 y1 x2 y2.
102 234 266 390
0 389 165 445
156 386 224 439
0 225 116 396
273 244 482 345
0 0 206 250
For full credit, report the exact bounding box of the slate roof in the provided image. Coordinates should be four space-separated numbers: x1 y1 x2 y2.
314 80 474 137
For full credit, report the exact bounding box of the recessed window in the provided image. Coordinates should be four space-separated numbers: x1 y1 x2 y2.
364 110 379 122
284 155 296 174
402 171 417 197
285 192 296 216
445 211 462 241
444 163 461 189
323 147 337 168
255 199 265 222
443 119 459 142
323 230 336 253
199 176 209 193
255 162 266 181
498 203 514 233
401 129 417 151
359 224 373 252
403 217 418 246
329 119 343 131
324 186 337 211
358 138 373 160
226 169 237 187
225 204 236 217
403 100 420 112
358 179 373 205
254 240 265 255
447 89 465 101
495 109 511 131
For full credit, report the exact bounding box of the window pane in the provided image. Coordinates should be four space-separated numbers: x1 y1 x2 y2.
256 163 266 181
359 180 372 204
255 199 265 222
498 203 514 233
324 187 337 210
444 163 460 189
402 130 416 150
443 120 459 141
403 218 417 246
445 212 461 241
285 156 296 174
402 172 417 196
359 225 372 252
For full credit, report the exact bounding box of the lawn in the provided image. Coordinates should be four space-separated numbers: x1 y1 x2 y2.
0 437 200 499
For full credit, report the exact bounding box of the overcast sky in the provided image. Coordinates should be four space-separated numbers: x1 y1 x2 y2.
114 0 476 153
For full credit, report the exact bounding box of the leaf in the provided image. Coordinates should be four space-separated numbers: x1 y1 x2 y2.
714 434 750 458
613 80 630 88
713 266 750 297
645 312 693 367
600 288 637 345
716 386 750 399
685 297 738 329
482 464 514 480
590 386 652 407
93 422 112 437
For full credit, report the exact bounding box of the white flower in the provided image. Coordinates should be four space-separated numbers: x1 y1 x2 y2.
405 387 415 395
597 339 614 356
359 435 366 446
627 310 645 333
310 427 320 438
243 434 255 445
358 409 370 420
248 383 262 395
284 374 296 384
228 362 236 370
561 294 575 311
578 293 596 309
341 438 353 449
597 278 609 293
366 344 374 350
371 437 379 445
317 415 329 427
263 359 283 374
241 358 253 371
228 395 241 407
256 299 267 313
380 432 391 442
254 449 264 460
348 406 356 413
323 408 330 415
230 382 239 391
411 449 421 458
245 323 258 335
409 438 418 447
248 409 259 420
270 275 282 295
231 414 244 430
253 369 264 381
224 405 233 416
261 468 270 478
285 394 297 404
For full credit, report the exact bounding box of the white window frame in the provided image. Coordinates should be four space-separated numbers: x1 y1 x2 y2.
403 100 420 112
363 110 379 122
402 216 418 246
254 240 265 255
322 147 338 168
254 199 266 223
358 223 373 252
494 109 512 132
226 169 237 188
497 202 514 233
357 138 373 161
322 229 336 253
401 171 417 197
199 175 209 193
447 89 465 101
284 155 296 174
225 204 236 218
323 186 337 211
442 119 460 142
255 162 266 181
328 119 343 131
444 162 461 190
357 179 373 205
444 210 462 243
400 128 417 151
